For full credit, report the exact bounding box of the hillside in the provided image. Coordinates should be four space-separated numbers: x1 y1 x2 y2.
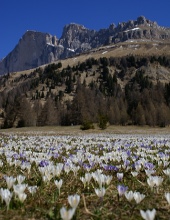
1 38 170 128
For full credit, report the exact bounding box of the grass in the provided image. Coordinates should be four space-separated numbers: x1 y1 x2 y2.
1 125 170 135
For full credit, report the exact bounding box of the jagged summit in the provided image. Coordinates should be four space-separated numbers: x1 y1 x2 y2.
59 22 96 52
0 16 170 75
62 23 88 30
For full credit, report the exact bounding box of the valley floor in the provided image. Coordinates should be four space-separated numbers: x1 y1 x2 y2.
0 125 170 135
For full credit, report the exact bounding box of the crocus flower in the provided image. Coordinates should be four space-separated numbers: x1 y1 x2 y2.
42 176 48 183
13 184 27 197
94 187 106 198
60 206 75 220
165 192 170 205
39 160 49 167
117 185 128 196
147 176 155 189
85 173 92 185
105 175 112 185
80 177 86 188
44 170 53 182
0 188 13 210
140 209 156 220
0 160 3 167
131 171 138 177
54 179 63 195
133 192 145 204
68 194 80 208
55 163 63 177
145 169 155 177
152 176 163 188
18 192 27 203
163 168 170 178
17 175 25 184
5 176 16 189
117 173 123 181
125 191 134 202
28 186 38 196
144 162 155 170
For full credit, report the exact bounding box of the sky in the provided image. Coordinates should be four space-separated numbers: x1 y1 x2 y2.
1 0 170 59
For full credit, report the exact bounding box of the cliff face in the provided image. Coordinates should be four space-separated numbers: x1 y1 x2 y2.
1 16 170 75
0 31 61 74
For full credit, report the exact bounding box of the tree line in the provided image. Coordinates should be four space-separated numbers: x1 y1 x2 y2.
0 54 170 128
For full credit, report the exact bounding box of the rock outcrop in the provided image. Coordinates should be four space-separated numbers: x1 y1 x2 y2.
0 16 170 75
0 31 60 74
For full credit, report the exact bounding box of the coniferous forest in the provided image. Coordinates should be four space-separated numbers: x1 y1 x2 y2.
1 54 170 129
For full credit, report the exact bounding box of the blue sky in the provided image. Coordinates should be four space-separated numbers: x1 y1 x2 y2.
1 0 170 59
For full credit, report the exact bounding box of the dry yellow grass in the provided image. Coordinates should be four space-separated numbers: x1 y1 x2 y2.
1 125 170 135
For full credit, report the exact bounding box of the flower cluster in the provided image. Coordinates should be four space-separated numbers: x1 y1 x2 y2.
0 133 169 219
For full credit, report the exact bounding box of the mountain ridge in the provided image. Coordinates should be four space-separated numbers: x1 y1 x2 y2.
1 16 170 75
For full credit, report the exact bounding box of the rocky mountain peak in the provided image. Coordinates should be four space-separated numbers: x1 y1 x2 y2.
136 16 158 28
0 16 170 75
62 23 87 33
59 23 96 51
22 30 58 46
136 16 147 25
109 23 116 32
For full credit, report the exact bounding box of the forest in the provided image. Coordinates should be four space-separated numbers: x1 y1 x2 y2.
0 54 170 129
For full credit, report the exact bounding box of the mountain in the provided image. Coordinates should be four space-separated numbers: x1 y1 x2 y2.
1 16 170 75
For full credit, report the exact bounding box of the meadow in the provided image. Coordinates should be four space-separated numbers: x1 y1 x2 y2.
0 126 170 219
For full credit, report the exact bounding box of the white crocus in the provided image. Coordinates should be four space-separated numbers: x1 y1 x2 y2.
85 173 92 185
135 164 142 172
165 192 170 205
94 187 106 198
105 175 112 185
17 175 25 184
60 206 75 220
28 186 38 196
147 176 155 189
13 184 27 197
64 164 71 174
145 170 155 177
131 171 138 177
5 176 16 189
44 171 53 182
133 192 145 204
125 191 134 202
153 176 163 187
0 188 13 210
117 173 123 181
163 168 170 178
54 179 63 195
18 192 27 203
55 163 63 177
80 177 86 188
68 194 80 209
0 160 3 167
72 165 80 176
43 175 48 183
140 209 156 220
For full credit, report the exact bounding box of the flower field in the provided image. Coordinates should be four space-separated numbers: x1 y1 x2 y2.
0 132 170 219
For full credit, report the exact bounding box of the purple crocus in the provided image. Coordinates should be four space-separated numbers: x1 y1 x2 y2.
144 162 154 170
117 185 128 196
126 150 131 157
103 165 119 171
13 153 19 159
39 160 49 167
124 160 130 167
